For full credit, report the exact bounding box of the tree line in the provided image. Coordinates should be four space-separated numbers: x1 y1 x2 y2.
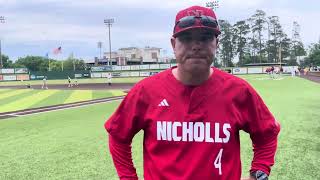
216 9 320 67
0 55 87 71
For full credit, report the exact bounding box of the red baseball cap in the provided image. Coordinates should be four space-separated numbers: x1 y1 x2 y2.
173 5 221 37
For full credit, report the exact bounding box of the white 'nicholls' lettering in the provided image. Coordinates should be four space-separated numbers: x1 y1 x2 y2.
157 121 231 143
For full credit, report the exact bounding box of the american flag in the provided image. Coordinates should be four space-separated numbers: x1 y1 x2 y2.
53 46 62 55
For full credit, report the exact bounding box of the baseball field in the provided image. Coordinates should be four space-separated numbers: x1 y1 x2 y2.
0 74 319 179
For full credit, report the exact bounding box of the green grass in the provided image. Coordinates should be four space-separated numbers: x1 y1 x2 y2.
64 90 92 104
0 90 40 108
0 89 34 100
0 75 319 179
0 102 124 180
0 89 125 113
29 90 74 108
0 89 13 94
239 75 320 179
0 77 144 86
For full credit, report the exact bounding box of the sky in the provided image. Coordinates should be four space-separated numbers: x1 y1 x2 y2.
0 0 319 62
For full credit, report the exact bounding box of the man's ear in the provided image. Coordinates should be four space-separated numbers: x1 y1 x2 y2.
216 37 219 45
171 37 176 50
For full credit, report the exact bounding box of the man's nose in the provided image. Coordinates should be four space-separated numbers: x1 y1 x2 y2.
191 40 202 51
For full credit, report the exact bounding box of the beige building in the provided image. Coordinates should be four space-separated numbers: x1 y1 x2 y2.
104 46 161 65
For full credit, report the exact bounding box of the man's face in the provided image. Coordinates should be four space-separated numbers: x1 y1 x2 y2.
171 28 217 74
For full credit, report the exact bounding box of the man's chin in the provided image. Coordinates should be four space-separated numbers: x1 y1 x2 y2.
187 57 206 63
186 64 210 74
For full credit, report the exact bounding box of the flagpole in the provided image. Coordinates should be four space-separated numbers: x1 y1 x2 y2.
49 59 51 71
48 53 51 71
60 51 63 71
72 52 75 71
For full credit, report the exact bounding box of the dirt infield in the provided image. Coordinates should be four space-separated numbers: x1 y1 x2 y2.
299 74 320 84
0 83 135 90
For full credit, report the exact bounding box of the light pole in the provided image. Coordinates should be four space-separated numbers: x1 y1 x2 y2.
0 16 5 68
279 38 282 68
104 18 114 66
97 41 102 60
206 1 220 11
266 19 270 63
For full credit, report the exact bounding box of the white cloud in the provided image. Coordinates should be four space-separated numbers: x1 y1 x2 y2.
266 8 320 46
222 0 265 8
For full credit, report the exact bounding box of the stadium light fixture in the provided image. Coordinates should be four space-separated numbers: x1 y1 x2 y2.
104 18 114 66
0 16 6 68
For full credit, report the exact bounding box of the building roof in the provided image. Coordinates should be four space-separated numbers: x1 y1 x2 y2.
244 62 286 66
119 47 139 50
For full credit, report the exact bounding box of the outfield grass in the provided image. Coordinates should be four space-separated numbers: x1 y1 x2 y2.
0 75 319 179
239 75 320 179
0 101 124 180
0 77 144 86
0 89 125 113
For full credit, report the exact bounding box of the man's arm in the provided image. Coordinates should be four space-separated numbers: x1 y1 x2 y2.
238 83 281 177
250 128 279 175
109 135 138 180
105 83 147 179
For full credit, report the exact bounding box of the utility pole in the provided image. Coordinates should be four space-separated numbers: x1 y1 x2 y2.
46 53 51 71
266 19 271 63
71 52 75 71
104 18 114 66
292 21 301 64
0 16 5 68
279 41 282 68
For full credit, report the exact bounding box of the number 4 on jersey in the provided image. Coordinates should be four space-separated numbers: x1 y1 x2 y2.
214 148 223 175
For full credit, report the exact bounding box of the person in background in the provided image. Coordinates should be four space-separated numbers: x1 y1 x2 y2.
74 77 78 86
107 72 112 86
68 76 72 87
42 76 48 89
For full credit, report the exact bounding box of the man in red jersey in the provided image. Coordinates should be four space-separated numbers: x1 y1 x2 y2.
105 5 280 180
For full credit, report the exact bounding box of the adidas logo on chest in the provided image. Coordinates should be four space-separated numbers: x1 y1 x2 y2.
158 99 169 107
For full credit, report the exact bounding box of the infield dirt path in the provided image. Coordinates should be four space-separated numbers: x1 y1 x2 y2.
299 74 320 84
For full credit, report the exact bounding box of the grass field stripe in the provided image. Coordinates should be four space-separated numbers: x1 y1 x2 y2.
64 90 92 104
0 90 42 108
0 89 11 94
20 97 121 113
5 97 123 118
0 90 59 112
0 89 33 101
28 90 70 109
109 90 126 96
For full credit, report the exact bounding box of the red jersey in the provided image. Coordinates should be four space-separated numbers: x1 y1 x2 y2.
105 67 280 180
